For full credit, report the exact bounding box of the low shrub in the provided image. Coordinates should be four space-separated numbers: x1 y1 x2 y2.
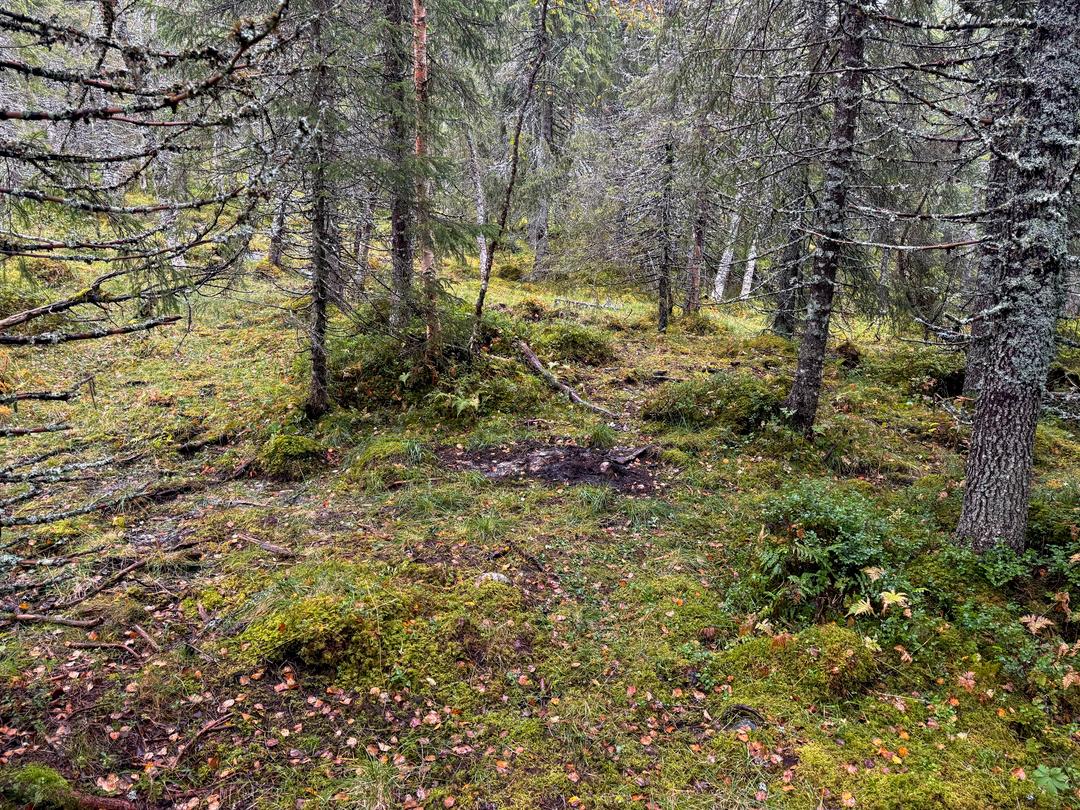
749 479 891 620
642 370 784 431
861 344 965 397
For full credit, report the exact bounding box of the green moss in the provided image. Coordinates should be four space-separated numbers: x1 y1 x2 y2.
712 624 878 700
534 321 615 365
257 433 325 480
674 311 724 336
2 764 75 809
642 370 785 431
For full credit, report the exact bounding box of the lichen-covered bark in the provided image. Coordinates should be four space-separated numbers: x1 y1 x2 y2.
783 2 867 435
956 0 1080 552
963 32 1020 397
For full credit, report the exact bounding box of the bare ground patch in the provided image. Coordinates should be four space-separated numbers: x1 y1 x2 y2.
437 441 662 493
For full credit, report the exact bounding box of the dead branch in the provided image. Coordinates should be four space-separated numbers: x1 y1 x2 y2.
0 314 180 346
0 422 71 438
56 558 147 610
513 339 617 419
0 611 102 628
235 532 296 559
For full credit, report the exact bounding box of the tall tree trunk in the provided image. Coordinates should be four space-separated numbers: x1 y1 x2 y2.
772 0 827 337
962 31 1020 396
955 0 1080 552
412 0 439 371
465 132 489 278
383 0 415 328
783 2 867 435
468 0 549 354
772 231 803 337
685 185 707 315
657 131 675 332
305 0 336 419
353 186 376 291
529 90 555 277
712 193 744 302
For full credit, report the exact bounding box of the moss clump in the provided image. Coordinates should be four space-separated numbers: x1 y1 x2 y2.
511 296 554 321
2 764 75 809
257 434 325 480
675 311 723 336
534 321 615 366
230 562 541 704
713 623 878 699
493 250 535 281
642 370 784 431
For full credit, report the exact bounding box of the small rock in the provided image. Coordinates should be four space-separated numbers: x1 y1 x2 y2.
475 572 512 587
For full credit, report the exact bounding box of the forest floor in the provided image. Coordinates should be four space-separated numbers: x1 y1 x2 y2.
3 261 1080 809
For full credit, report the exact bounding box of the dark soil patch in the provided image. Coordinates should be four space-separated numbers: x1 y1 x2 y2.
438 441 661 493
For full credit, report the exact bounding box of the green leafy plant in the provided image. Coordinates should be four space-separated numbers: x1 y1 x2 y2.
1032 764 1070 796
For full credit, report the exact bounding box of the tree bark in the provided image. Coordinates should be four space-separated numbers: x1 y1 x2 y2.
685 184 707 315
955 0 1080 552
412 0 440 371
783 2 867 435
962 31 1020 397
739 240 757 301
465 132 489 278
305 0 336 419
657 131 675 332
268 193 288 267
383 0 415 328
712 193 743 302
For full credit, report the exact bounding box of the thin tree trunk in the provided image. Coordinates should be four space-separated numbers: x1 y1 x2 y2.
955 0 1080 552
305 0 336 419
685 185 707 315
739 241 757 301
469 0 549 354
383 0 414 328
353 186 375 291
529 90 555 277
783 2 867 435
712 195 743 302
465 132 489 277
268 193 288 268
412 0 439 370
657 131 675 332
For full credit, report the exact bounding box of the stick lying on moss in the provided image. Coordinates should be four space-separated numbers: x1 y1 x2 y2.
513 339 617 419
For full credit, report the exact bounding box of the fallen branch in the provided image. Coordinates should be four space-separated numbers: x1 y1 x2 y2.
0 375 94 407
0 315 180 346
0 422 71 438
56 558 147 610
513 339 617 419
65 640 139 656
235 531 295 559
0 611 102 628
